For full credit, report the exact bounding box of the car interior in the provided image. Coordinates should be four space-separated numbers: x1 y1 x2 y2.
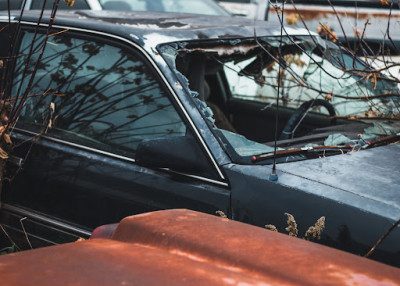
175 44 349 150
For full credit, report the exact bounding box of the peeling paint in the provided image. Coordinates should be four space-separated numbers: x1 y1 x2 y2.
121 23 193 30
142 33 183 53
180 44 259 56
129 33 139 40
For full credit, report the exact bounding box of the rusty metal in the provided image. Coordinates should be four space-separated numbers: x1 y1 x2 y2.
0 209 399 285
268 4 400 43
279 7 400 21
90 223 117 239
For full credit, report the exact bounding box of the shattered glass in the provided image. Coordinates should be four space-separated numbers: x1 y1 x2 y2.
159 35 400 164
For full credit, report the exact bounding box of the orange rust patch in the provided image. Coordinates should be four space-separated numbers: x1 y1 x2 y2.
1 209 400 286
270 7 400 21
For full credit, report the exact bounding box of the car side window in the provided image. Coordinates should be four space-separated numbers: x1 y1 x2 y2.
0 0 22 10
13 30 186 158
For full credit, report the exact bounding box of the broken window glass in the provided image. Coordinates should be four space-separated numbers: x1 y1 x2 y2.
160 35 400 162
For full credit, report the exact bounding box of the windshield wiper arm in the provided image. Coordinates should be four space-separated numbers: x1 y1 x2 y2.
363 133 400 149
251 133 400 163
252 145 353 163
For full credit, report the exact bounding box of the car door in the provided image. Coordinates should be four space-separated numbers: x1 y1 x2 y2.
1 26 230 248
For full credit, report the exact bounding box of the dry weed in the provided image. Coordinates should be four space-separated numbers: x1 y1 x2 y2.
265 213 326 241
215 210 227 218
284 212 298 237
304 216 326 241
265 224 278 232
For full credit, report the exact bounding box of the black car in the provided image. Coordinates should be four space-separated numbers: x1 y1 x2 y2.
0 10 399 266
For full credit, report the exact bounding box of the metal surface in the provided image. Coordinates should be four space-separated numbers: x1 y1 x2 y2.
277 143 400 215
90 223 117 239
225 143 400 266
268 4 400 44
220 0 400 45
1 204 92 237
1 209 400 286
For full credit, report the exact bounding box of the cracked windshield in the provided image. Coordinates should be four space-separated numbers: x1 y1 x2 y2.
161 36 400 163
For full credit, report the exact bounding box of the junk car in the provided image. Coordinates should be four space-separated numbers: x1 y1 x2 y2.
0 10 399 267
0 0 230 16
218 0 400 53
1 209 400 286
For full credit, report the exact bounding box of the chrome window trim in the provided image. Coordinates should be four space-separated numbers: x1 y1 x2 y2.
0 16 16 20
13 127 229 187
13 128 137 163
7 20 227 182
2 203 92 237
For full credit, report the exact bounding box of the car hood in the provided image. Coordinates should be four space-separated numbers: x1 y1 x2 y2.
275 143 400 219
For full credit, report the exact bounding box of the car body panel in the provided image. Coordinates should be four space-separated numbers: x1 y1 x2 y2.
1 210 400 286
225 161 400 265
219 0 400 48
2 127 231 246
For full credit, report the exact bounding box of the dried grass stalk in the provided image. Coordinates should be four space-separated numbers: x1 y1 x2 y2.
265 224 278 232
284 212 298 237
215 210 227 218
304 216 326 241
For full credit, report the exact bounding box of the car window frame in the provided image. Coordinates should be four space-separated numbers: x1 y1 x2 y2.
9 23 227 184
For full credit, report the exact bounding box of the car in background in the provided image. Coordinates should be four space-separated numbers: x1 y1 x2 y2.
1 210 400 285
218 0 400 52
0 10 399 268
217 0 267 19
1 0 230 16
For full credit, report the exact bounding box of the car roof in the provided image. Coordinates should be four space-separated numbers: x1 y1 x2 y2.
3 10 313 48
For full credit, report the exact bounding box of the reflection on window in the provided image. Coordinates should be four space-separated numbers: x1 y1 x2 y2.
14 31 186 157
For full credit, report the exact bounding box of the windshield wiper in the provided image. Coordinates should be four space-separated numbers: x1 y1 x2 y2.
252 133 400 163
363 133 400 149
252 145 353 163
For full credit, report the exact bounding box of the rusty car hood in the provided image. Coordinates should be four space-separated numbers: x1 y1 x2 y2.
1 209 400 285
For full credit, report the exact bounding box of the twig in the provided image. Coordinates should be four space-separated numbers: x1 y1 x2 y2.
0 224 21 251
365 218 400 258
19 217 32 249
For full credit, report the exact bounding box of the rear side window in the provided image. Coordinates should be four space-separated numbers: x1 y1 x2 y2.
31 0 90 9
0 0 22 10
13 30 186 158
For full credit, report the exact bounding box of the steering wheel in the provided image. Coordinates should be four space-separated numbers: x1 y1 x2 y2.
280 99 336 140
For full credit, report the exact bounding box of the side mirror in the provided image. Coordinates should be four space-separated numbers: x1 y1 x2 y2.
136 136 211 173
